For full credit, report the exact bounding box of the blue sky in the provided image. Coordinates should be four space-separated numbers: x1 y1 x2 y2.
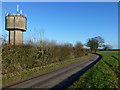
2 2 118 49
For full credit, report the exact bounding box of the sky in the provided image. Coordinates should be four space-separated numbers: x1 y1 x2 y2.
2 2 118 49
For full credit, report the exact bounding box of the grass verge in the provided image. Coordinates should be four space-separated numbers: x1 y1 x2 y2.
2 54 92 87
67 51 119 89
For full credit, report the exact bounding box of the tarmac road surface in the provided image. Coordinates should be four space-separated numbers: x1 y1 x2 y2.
3 54 101 89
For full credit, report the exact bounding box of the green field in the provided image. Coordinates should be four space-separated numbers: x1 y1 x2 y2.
67 51 119 88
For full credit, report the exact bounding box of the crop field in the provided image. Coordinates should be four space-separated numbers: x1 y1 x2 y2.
67 51 119 88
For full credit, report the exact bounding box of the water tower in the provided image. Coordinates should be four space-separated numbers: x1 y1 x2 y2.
5 5 27 45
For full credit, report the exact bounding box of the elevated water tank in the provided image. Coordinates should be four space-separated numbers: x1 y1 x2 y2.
5 5 27 45
5 14 27 31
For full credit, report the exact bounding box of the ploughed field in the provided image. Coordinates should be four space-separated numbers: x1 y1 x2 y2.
67 51 119 89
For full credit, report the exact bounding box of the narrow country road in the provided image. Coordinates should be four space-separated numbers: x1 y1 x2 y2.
3 54 101 89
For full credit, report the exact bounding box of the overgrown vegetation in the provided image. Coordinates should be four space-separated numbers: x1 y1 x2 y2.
2 41 88 75
2 40 89 87
67 51 119 89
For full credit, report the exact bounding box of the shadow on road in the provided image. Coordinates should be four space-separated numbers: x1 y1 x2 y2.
51 53 102 90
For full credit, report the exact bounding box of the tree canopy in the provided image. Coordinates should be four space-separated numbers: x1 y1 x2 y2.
86 36 105 51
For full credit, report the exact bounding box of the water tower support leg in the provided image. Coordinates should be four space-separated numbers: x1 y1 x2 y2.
9 30 15 45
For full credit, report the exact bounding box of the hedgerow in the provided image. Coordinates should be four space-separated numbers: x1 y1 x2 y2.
2 41 88 75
